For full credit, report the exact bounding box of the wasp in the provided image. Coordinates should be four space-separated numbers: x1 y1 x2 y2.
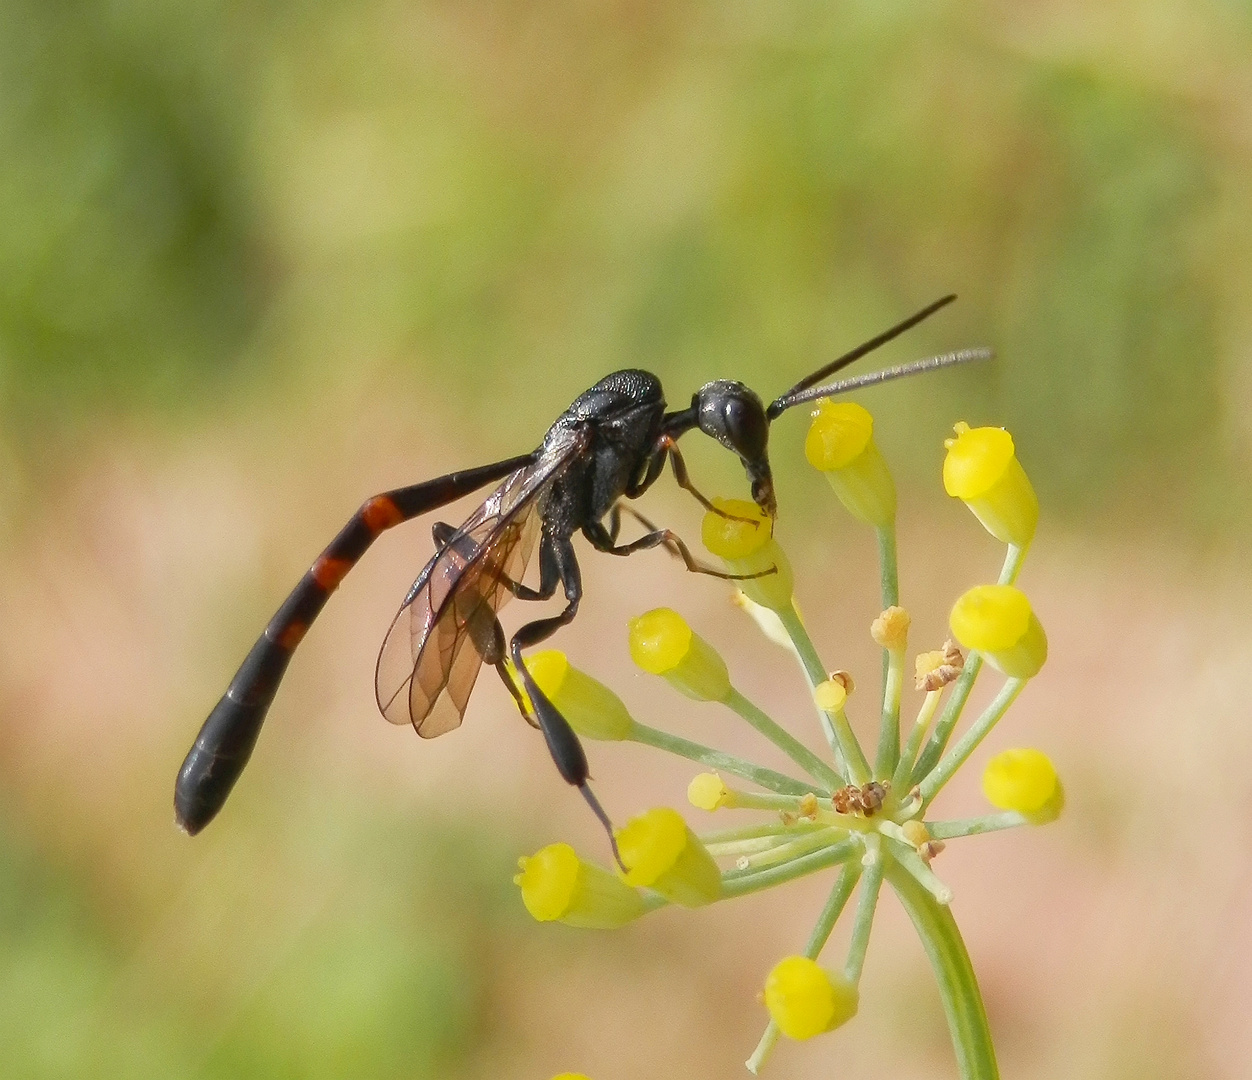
175 295 986 852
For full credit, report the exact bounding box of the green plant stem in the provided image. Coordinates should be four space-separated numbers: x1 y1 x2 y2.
629 722 816 796
775 605 846 772
698 821 827 846
892 689 941 790
746 862 862 1075
720 837 859 898
877 524 900 608
830 706 872 785
998 542 1028 586
883 837 953 905
876 647 904 778
844 836 883 982
910 655 981 784
928 812 1028 840
726 688 843 790
885 860 1000 1080
919 679 1026 805
724 790 818 812
875 525 902 776
737 826 848 871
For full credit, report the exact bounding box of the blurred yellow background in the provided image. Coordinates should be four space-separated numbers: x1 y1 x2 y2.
2 1 1250 1077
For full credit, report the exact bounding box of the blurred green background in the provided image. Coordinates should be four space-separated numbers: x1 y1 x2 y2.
3 2 1251 1078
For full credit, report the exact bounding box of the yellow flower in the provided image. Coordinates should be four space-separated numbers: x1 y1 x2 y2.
628 608 731 702
982 748 1063 821
616 807 721 907
515 843 645 928
525 651 634 740
688 772 733 811
813 680 847 712
701 498 794 611
763 955 859 1039
805 401 896 528
943 423 1038 547
870 606 910 651
949 585 1047 679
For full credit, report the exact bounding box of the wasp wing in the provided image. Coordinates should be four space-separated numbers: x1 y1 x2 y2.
374 426 587 737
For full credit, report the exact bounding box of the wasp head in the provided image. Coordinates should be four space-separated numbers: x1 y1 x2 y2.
693 380 776 518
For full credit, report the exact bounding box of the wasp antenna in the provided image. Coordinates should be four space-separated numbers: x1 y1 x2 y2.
770 348 993 414
767 295 958 420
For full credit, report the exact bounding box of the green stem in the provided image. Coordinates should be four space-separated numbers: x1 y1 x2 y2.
724 791 817 812
892 689 941 790
775 604 847 771
719 837 859 898
629 722 816 796
843 836 883 982
910 655 982 784
806 861 864 957
876 647 904 778
830 706 872 785
928 812 1028 840
883 837 953 905
874 524 901 776
919 679 1026 805
746 862 862 1075
736 826 848 871
885 860 1000 1080
698 821 826 846
998 542 1029 586
726 688 843 790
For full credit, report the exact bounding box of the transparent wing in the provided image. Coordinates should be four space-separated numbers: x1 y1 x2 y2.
374 426 586 736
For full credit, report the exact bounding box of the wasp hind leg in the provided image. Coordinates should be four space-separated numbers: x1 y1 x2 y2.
588 510 775 582
505 536 624 870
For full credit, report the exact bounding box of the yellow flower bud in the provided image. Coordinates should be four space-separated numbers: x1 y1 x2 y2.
525 651 634 740
805 401 896 527
982 748 1061 820
870 606 910 650
515 843 646 928
550 1075 592 1080
701 498 794 611
616 807 721 907
627 608 732 702
813 679 847 712
949 585 1047 678
763 955 859 1040
900 819 930 848
943 423 1038 547
688 772 732 811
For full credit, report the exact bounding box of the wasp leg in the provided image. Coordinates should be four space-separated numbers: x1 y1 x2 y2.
174 452 535 835
434 520 556 602
583 517 774 582
507 538 623 869
662 438 759 523
623 435 754 523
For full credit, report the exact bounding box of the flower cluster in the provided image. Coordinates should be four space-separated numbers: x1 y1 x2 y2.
515 406 1055 1078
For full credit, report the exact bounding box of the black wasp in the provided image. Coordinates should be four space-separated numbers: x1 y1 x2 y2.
175 294 986 853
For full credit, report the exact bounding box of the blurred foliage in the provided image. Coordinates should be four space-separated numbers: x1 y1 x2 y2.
0 802 518 1079
1 0 1249 522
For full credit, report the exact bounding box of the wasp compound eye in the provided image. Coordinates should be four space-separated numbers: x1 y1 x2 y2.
696 380 769 461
